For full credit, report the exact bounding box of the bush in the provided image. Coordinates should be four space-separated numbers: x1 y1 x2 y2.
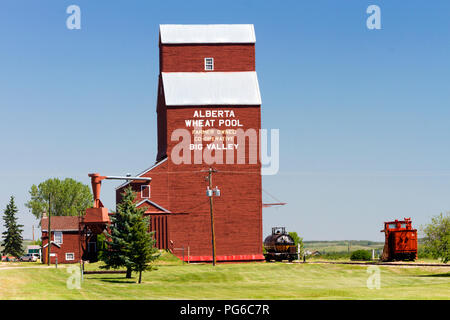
317 252 351 260
288 231 304 256
417 245 433 259
350 250 372 261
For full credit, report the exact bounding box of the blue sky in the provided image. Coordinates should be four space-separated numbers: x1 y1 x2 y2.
0 1 449 241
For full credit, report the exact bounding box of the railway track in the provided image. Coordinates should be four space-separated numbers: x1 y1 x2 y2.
299 261 450 267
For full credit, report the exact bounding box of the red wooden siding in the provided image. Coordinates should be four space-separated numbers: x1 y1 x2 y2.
149 214 168 249
160 44 255 72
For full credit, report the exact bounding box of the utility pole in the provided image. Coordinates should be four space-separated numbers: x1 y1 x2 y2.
208 168 216 266
47 194 51 266
205 167 220 266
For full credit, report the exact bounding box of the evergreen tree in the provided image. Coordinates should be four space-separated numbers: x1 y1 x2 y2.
100 187 159 280
2 196 24 257
130 212 159 283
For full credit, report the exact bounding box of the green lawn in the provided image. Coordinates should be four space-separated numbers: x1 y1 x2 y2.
0 253 448 300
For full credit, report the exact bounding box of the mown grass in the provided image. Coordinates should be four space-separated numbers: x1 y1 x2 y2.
0 251 448 300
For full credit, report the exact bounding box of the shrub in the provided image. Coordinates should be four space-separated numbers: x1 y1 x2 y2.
317 252 351 260
288 231 304 256
350 250 372 261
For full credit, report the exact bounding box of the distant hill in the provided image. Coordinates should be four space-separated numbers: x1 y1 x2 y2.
304 240 384 253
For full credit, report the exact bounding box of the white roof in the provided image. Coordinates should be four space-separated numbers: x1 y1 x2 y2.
160 24 256 44
162 72 261 106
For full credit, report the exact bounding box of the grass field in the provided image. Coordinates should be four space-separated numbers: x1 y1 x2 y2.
0 252 448 300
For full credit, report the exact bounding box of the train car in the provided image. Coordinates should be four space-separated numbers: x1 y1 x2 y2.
263 227 298 262
381 218 417 261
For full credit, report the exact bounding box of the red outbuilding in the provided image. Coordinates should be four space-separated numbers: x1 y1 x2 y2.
116 24 264 262
41 215 83 264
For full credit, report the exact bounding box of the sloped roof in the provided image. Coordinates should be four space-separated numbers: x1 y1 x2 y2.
41 216 79 231
136 199 171 213
162 72 262 106
115 157 168 190
160 24 256 44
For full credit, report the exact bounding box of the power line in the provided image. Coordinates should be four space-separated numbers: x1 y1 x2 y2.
262 188 284 204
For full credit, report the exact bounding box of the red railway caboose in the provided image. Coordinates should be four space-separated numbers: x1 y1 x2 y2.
381 218 417 261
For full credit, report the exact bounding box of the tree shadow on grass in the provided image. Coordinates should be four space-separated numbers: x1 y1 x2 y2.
99 279 136 284
416 272 450 277
91 276 136 284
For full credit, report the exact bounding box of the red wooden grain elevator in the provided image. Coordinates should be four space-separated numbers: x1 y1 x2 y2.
116 25 264 262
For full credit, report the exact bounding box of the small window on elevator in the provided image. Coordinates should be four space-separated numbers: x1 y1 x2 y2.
204 57 214 71
141 185 150 198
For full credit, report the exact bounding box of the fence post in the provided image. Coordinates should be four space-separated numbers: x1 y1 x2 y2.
187 246 190 264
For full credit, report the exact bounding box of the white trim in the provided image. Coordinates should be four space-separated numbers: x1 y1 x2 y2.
204 57 214 71
65 253 75 261
43 241 61 248
141 185 151 199
115 157 168 190
42 229 79 232
135 199 171 213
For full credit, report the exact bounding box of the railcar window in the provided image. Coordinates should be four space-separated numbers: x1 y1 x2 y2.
388 223 396 229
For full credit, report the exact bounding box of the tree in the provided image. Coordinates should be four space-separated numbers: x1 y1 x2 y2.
422 212 450 263
2 196 24 257
129 211 159 283
100 187 159 281
350 250 371 261
25 178 92 219
288 231 304 257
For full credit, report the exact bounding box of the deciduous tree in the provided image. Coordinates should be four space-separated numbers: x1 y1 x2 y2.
422 212 450 263
288 231 304 257
25 178 92 219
